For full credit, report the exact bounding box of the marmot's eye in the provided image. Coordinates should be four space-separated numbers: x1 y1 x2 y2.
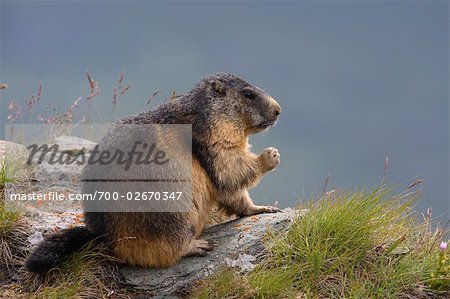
242 89 256 100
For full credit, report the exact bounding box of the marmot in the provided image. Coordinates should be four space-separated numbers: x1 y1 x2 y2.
26 72 282 272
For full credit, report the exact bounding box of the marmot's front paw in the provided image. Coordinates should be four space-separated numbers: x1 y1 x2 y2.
245 205 282 216
259 147 280 172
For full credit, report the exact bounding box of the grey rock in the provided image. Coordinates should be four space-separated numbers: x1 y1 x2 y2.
120 208 299 296
29 135 96 191
54 135 97 152
225 253 257 271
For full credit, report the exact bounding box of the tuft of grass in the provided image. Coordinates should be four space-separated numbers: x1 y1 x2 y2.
0 155 29 280
192 186 449 299
0 203 22 235
1 157 20 188
192 269 256 299
0 148 30 189
0 203 27 280
24 241 126 299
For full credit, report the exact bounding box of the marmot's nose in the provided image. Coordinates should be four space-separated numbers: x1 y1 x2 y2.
273 102 282 117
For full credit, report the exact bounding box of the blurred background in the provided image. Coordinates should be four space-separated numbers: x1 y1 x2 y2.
1 1 448 219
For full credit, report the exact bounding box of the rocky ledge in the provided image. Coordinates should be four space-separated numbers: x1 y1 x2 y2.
121 208 298 296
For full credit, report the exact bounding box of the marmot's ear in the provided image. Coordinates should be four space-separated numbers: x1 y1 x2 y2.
208 80 226 95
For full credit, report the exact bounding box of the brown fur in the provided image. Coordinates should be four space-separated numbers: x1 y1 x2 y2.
106 74 281 267
107 158 216 267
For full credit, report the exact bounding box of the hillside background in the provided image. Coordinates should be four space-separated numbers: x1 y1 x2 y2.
1 1 448 219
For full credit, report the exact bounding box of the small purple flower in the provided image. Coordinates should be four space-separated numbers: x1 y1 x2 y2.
439 241 447 251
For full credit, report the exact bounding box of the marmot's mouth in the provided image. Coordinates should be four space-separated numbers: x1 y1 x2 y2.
258 119 277 129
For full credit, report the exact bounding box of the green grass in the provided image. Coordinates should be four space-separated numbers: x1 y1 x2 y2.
0 153 29 188
0 202 27 279
192 186 449 299
0 203 22 235
0 155 29 280
25 241 125 299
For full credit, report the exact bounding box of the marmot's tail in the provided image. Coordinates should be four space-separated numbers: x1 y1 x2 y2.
25 226 96 273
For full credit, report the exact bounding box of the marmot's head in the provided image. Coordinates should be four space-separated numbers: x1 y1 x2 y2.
197 73 281 134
